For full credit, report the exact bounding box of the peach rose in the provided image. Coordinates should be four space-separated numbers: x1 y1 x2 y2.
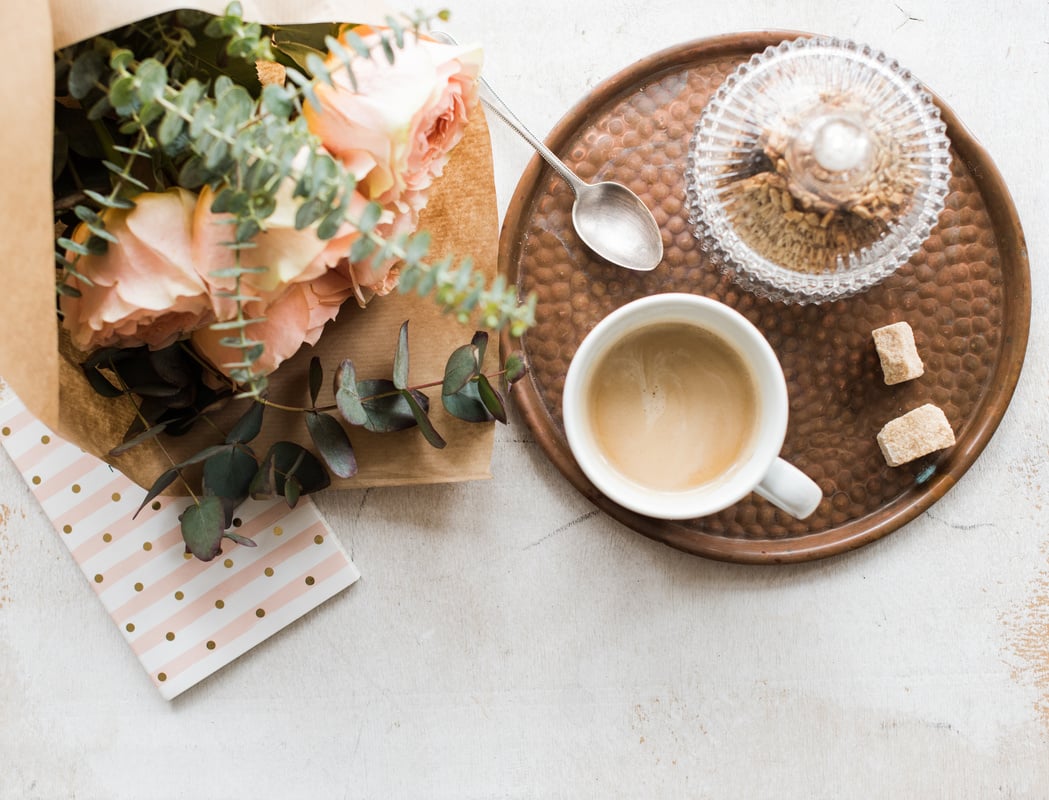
191 269 358 376
59 188 214 352
192 182 370 319
304 27 482 214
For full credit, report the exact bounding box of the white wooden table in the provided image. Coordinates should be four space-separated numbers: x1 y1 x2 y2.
3 1 1047 796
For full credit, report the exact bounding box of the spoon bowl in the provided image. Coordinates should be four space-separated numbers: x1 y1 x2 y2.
571 180 664 271
434 32 663 271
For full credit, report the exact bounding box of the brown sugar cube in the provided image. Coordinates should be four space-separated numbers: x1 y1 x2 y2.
877 404 956 467
872 321 924 385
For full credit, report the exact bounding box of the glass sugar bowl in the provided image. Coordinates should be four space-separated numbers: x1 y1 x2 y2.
686 37 952 304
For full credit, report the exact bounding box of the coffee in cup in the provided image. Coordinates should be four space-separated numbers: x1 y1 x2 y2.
562 293 821 520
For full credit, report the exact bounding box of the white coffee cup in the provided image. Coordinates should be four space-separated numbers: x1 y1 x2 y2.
562 293 822 520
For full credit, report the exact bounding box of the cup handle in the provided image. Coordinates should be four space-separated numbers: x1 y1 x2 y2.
754 458 823 520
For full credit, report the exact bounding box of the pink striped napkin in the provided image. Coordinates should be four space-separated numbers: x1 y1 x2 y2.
0 387 360 700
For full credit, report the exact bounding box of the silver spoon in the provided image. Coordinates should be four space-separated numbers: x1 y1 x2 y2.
433 32 664 271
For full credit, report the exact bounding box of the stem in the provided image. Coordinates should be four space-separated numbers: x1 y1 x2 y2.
257 371 511 414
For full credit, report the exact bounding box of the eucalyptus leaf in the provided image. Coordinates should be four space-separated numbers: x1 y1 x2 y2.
202 445 258 526
334 359 368 426
133 468 179 519
108 75 137 111
261 84 294 119
442 344 478 397
349 236 376 262
284 475 302 507
68 50 106 99
504 351 527 385
226 400 265 444
442 381 492 423
82 189 134 210
358 201 383 233
401 390 446 449
476 374 508 424
308 357 323 407
222 531 258 548
81 364 124 398
135 59 168 103
109 422 168 456
253 442 330 501
180 495 225 562
471 331 489 365
306 411 357 479
357 380 427 433
148 344 194 387
393 321 410 389
404 230 430 263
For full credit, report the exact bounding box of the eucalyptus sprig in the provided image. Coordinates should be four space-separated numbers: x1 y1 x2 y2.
54 2 533 393
84 324 528 560
55 3 536 561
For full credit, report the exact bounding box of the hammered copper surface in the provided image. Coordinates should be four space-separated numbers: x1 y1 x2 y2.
498 32 1030 564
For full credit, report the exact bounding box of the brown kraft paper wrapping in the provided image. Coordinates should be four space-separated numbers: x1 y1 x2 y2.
2 0 501 490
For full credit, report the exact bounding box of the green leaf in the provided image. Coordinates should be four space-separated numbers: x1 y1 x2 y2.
284 475 302 507
253 442 330 500
203 445 258 526
83 189 135 210
349 236 376 263
471 331 489 365
157 111 185 148
308 357 323 407
261 84 294 118
58 237 92 257
442 343 479 396
358 201 383 233
442 380 492 423
356 380 425 433
148 345 194 387
180 495 225 562
136 59 168 103
226 400 265 444
334 359 368 426
401 390 446 448
72 204 100 226
109 422 168 456
108 75 137 111
170 445 233 469
393 321 410 390
295 198 328 230
341 30 371 57
305 52 331 83
504 351 527 385
306 411 357 479
476 374 508 424
404 230 430 263
69 50 106 99
109 48 134 71
223 531 257 548
81 364 124 398
132 468 179 519
317 208 343 240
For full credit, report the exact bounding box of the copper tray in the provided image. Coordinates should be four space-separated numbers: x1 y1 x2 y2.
498 32 1030 564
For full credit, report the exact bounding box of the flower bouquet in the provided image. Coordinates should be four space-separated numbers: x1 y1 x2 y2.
1 0 532 560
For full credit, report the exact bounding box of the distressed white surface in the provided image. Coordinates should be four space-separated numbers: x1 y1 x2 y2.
2 0 1048 797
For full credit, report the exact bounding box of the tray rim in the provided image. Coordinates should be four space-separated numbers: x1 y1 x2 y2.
498 30 1032 565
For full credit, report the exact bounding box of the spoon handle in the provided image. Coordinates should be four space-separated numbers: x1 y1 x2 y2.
474 78 585 195
431 31 585 195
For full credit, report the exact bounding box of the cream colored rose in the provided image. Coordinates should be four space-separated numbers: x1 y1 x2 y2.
59 188 214 352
